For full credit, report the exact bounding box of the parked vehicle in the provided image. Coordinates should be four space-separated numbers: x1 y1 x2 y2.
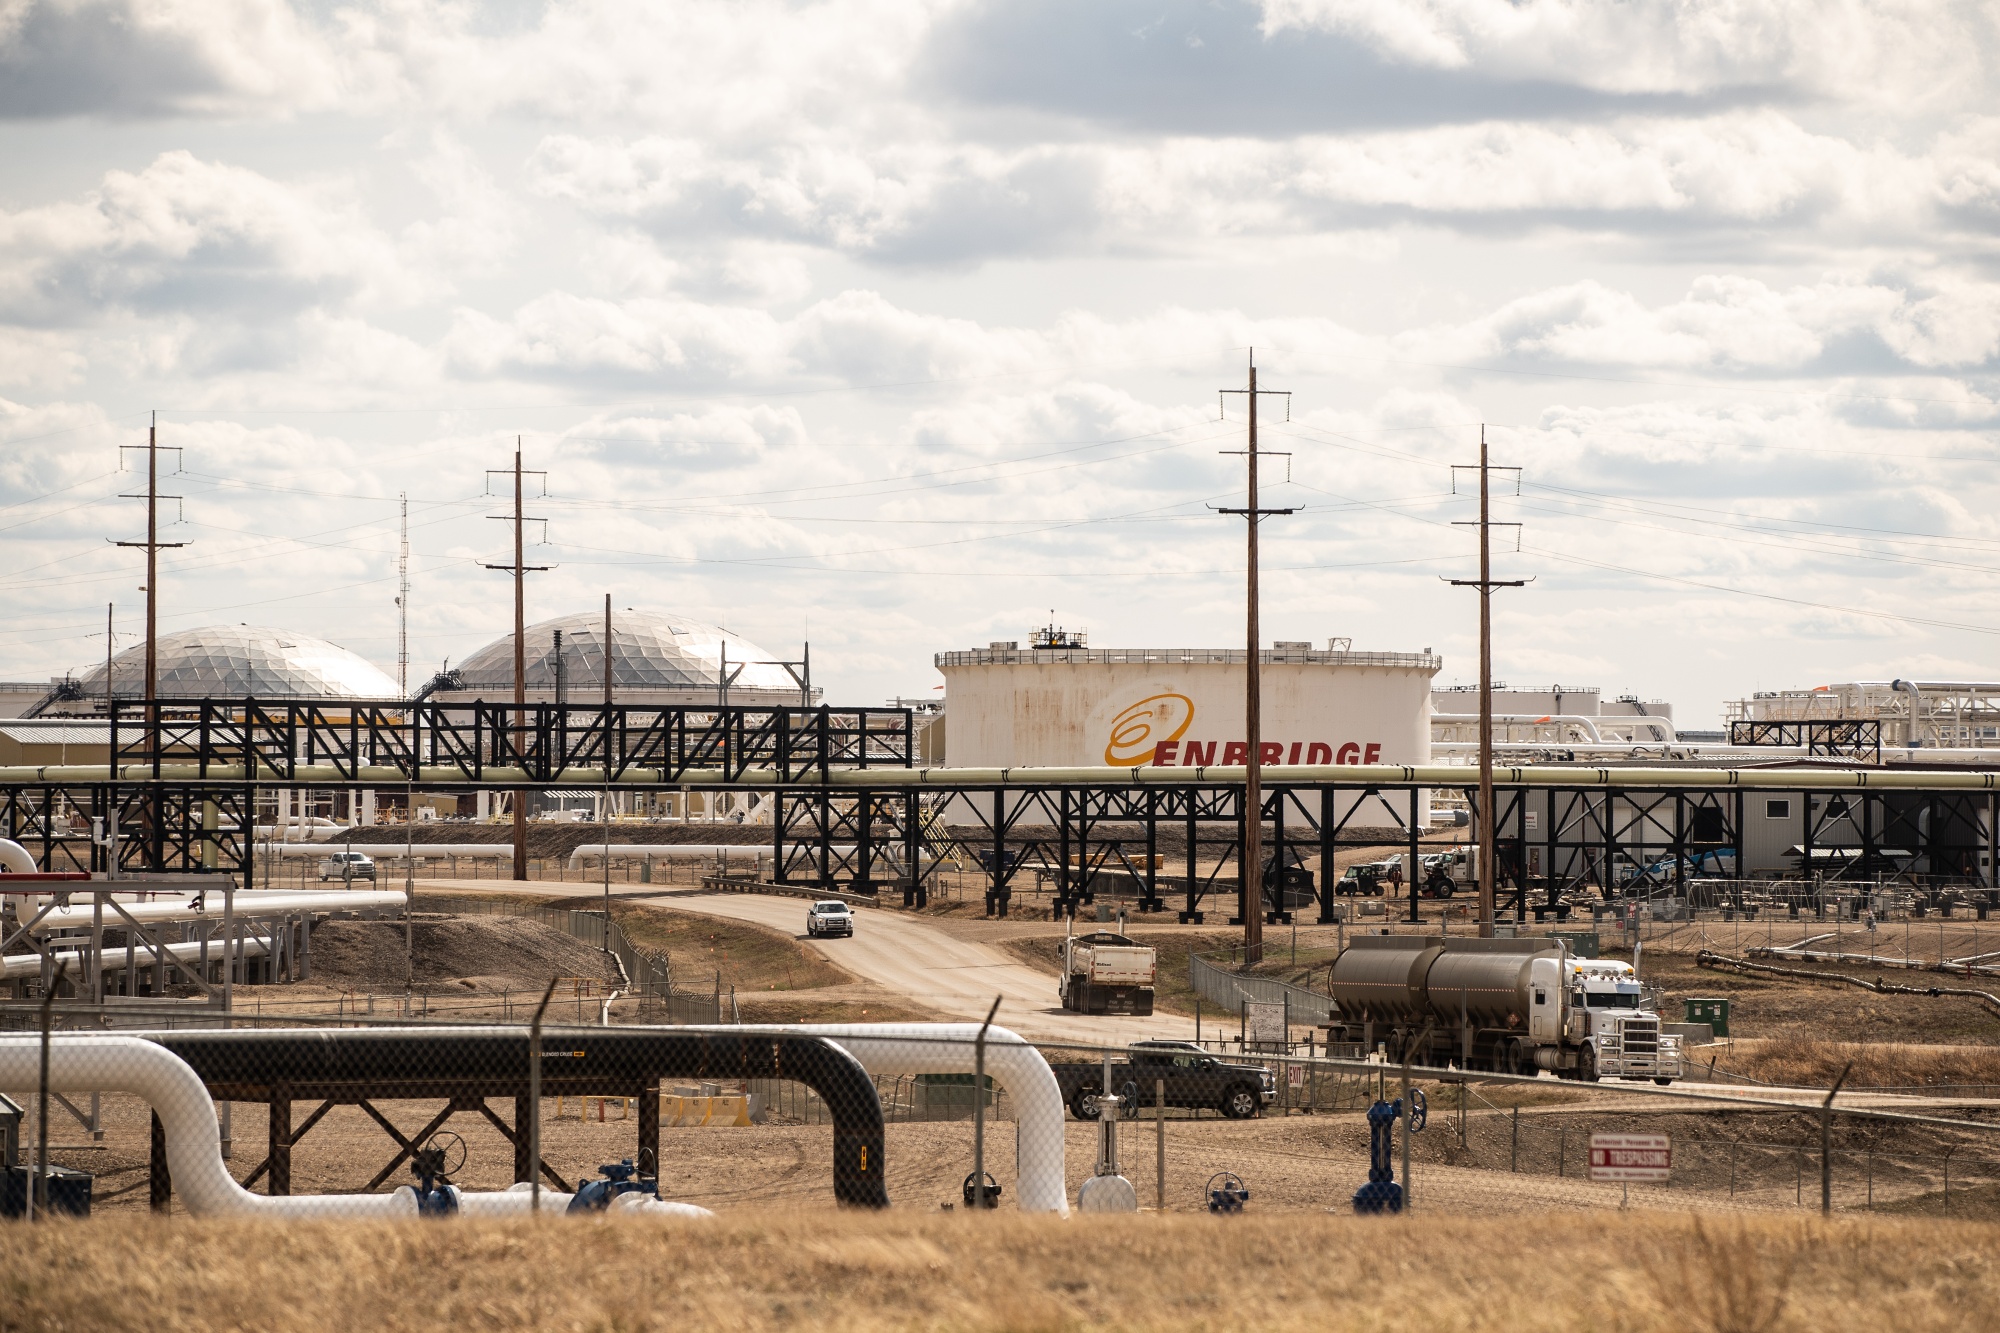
1619 848 1738 889
1336 857 1406 897
805 900 855 938
1324 935 1684 1084
1050 1040 1276 1120
1060 923 1156 1015
317 852 376 882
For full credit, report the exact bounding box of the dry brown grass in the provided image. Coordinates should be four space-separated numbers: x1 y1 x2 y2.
3 1210 1997 1331
1712 1035 2000 1088
605 901 851 994
1638 1216 1801 1333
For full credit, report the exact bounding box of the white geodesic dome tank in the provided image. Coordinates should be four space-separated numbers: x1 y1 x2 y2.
437 609 814 706
76 626 400 701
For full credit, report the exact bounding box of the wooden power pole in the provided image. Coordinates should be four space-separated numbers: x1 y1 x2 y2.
484 445 548 881
1218 353 1293 963
113 420 186 720
1449 428 1525 937
114 414 185 739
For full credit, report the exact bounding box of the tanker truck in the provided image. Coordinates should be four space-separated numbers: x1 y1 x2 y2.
1326 936 1683 1084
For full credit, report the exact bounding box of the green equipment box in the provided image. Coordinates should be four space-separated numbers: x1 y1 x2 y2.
1550 930 1600 959
1684 997 1730 1037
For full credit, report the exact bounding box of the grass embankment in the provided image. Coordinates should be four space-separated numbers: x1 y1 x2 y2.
407 892 936 1022
5 1212 1997 1330
606 902 934 1021
1703 1035 2000 1089
1639 950 1999 1047
605 902 848 993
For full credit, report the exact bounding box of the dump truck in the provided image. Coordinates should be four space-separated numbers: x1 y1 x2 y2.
1060 928 1156 1016
1325 935 1683 1084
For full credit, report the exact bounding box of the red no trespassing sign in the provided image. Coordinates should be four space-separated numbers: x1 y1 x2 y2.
1589 1133 1672 1183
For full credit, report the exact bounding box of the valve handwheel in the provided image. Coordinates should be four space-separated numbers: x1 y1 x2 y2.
423 1131 468 1179
1406 1089 1427 1132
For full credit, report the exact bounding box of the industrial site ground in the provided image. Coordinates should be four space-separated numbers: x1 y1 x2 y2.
33 880 2000 1224
4 1212 1998 1332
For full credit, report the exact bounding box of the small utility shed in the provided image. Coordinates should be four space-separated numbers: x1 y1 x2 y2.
0 719 112 767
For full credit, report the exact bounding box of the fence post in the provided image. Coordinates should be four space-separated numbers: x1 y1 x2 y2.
1510 1105 1518 1173
34 960 69 1221
1155 1079 1166 1212
527 976 558 1213
1821 1062 1851 1217
972 995 999 1209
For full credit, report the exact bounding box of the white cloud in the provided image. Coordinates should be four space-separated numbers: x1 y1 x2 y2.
528 111 1992 268
0 0 341 115
1405 274 2000 373
1257 0 1996 103
0 152 410 324
2 1 1999 711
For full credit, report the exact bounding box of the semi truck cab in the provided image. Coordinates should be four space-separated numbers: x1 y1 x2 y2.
1565 959 1681 1084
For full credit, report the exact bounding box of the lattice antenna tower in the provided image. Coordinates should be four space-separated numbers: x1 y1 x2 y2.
396 492 410 698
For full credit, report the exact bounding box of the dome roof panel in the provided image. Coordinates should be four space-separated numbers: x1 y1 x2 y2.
450 609 803 699
77 626 400 701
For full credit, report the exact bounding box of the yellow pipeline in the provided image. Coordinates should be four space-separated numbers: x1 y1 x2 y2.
2 761 1997 791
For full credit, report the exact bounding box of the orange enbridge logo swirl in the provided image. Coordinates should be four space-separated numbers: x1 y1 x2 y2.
1104 693 1194 766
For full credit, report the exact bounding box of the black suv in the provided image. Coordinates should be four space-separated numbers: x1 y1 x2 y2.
1051 1040 1277 1120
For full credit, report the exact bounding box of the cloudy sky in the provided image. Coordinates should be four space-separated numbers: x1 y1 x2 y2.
2 0 1997 724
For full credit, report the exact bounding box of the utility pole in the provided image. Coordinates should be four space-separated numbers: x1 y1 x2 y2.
113 414 185 736
102 604 114 716
396 492 410 698
1449 428 1526 937
484 444 548 882
1217 352 1293 963
603 593 615 926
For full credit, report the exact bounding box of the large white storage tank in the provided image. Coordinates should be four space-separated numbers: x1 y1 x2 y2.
935 639 1439 771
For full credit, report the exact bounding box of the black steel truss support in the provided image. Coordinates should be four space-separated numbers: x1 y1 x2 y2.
1729 719 1882 760
6 769 1998 909
98 699 913 785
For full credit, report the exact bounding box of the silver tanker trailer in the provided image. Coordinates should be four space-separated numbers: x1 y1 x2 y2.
1326 935 1683 1084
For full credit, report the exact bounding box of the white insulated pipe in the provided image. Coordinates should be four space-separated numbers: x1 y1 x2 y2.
0 933 272 981
260 843 511 860
0 1036 713 1219
0 1035 417 1218
1434 712 1608 742
567 844 771 870
0 839 38 874
21 758 2000 789
567 844 936 870
685 1022 1069 1215
25 889 408 933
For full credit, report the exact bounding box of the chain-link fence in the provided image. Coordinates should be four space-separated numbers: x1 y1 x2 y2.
5 997 1998 1222
2 993 892 1220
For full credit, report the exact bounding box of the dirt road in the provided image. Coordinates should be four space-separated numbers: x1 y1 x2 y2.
454 880 1196 1044
643 891 1201 1045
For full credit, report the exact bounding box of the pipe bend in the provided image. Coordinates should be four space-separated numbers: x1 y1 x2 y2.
0 839 36 874
726 1022 1070 1215
0 1035 417 1218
